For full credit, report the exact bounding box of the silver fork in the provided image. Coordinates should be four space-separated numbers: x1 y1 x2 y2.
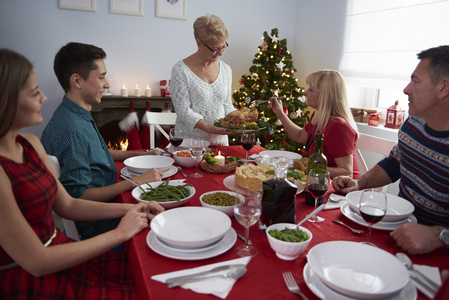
250 96 285 106
282 272 309 300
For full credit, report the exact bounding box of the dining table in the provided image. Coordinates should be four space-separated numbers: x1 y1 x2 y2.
116 145 449 300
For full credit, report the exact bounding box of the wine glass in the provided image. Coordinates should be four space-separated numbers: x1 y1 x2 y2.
234 191 262 257
306 169 330 223
241 133 256 162
359 190 387 246
189 139 206 178
169 128 183 152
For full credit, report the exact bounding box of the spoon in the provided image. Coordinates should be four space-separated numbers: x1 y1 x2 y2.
396 252 440 293
333 220 364 234
176 166 187 177
166 265 247 288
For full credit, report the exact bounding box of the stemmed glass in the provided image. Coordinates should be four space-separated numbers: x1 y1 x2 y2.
359 190 387 247
241 133 256 162
307 169 330 223
189 139 206 178
234 191 262 257
169 128 183 152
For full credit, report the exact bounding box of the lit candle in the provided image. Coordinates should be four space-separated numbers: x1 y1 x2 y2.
121 84 128 97
134 84 141 97
144 85 152 97
215 151 225 166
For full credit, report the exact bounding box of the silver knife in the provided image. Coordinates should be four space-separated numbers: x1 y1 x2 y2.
165 264 245 288
294 204 326 229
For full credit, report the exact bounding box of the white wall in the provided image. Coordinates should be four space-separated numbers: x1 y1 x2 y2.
0 0 299 137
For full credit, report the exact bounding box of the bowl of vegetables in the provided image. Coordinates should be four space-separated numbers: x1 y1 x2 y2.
131 179 195 209
266 223 312 260
200 191 237 217
172 150 197 168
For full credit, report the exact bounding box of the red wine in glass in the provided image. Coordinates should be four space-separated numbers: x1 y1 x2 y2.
360 206 386 224
308 183 328 198
170 137 183 148
241 140 255 151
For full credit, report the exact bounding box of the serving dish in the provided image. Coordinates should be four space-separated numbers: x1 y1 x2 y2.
124 155 174 173
131 180 195 209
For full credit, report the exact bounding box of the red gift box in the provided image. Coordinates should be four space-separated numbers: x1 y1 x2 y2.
368 113 381 126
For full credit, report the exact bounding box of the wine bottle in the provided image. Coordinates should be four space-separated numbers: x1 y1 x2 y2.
261 157 297 227
305 133 328 206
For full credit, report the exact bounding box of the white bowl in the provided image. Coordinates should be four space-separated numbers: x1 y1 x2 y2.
172 150 198 168
200 190 237 217
307 241 409 298
150 207 231 249
346 191 415 222
258 150 302 161
266 223 312 260
124 155 174 174
132 180 195 209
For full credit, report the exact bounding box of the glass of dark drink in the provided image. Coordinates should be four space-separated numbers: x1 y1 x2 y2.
241 133 255 162
169 128 183 152
306 168 330 223
359 191 387 246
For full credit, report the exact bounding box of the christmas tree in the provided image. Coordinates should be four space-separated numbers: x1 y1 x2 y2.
231 28 309 153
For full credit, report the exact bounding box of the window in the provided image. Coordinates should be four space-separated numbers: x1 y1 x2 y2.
340 0 449 109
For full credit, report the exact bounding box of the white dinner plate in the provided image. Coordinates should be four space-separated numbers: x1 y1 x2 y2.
303 263 417 300
223 175 305 195
307 241 410 298
340 202 417 231
146 228 237 260
258 150 302 160
346 191 415 222
156 235 224 253
131 180 195 209
121 165 178 179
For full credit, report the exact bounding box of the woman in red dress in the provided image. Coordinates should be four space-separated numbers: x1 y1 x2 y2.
0 49 165 299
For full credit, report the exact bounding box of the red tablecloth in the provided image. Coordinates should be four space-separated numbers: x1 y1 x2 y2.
116 146 449 300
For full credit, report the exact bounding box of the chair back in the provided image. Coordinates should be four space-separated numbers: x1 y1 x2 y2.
355 133 397 192
47 155 80 241
145 112 177 149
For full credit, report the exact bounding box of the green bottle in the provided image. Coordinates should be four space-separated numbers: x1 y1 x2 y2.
306 133 327 206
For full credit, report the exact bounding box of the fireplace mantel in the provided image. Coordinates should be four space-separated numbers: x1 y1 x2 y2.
91 95 173 149
92 95 172 128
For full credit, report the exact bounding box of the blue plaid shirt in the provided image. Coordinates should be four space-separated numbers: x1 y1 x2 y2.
41 96 120 240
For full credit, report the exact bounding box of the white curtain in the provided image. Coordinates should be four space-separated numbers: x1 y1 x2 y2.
340 0 449 96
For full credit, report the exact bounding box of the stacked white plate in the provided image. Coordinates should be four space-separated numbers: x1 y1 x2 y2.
305 241 417 299
341 191 417 231
147 207 237 260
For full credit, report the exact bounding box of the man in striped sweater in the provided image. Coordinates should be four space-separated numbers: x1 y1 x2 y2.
333 45 449 255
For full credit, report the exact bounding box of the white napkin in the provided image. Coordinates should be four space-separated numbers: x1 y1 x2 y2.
324 194 347 210
152 256 251 299
410 264 442 299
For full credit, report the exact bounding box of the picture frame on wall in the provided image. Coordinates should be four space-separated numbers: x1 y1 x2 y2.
110 0 144 16
59 0 96 12
156 0 187 20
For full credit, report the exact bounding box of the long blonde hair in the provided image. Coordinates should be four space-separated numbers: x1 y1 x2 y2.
305 70 358 136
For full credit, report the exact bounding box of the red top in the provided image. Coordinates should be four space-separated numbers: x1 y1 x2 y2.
305 112 360 178
0 135 136 300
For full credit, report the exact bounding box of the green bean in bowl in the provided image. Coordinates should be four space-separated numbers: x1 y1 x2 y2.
200 190 237 217
131 179 195 209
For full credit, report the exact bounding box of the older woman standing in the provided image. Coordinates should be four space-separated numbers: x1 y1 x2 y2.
171 14 235 146
270 70 360 179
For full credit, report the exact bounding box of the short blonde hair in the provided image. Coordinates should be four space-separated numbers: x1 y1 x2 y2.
193 14 229 44
306 70 358 135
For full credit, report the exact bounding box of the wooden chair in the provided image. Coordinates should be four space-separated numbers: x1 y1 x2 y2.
47 155 80 241
145 112 177 149
355 133 397 192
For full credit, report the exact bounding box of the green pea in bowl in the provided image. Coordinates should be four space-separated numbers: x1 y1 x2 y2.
199 190 237 217
132 180 196 209
266 223 313 260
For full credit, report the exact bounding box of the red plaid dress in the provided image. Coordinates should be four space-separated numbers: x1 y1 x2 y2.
0 136 136 300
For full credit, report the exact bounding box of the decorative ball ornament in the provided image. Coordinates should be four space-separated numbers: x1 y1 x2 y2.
245 97 251 104
290 111 298 119
275 119 282 126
